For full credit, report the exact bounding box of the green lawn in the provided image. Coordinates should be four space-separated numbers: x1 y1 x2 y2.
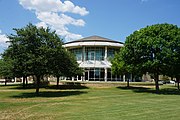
0 83 180 120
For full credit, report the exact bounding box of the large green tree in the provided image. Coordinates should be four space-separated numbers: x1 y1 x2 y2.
165 27 180 90
4 23 81 94
115 23 180 93
6 24 57 94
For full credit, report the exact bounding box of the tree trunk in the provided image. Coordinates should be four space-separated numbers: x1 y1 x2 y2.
176 77 180 90
127 79 130 88
57 76 60 88
154 73 159 93
132 74 134 82
178 80 180 90
25 77 28 86
23 76 25 88
36 75 41 95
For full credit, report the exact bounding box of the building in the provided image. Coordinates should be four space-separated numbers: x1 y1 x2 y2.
63 36 124 82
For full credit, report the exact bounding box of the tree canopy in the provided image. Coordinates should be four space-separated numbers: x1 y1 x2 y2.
112 23 180 92
3 23 81 94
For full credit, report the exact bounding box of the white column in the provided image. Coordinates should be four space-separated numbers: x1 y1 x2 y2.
104 46 107 61
123 75 126 82
83 46 85 61
105 68 107 82
72 77 74 81
82 70 85 81
81 76 83 81
21 77 23 83
88 70 89 81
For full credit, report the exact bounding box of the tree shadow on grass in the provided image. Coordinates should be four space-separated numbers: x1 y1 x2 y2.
117 86 180 95
10 83 46 90
10 84 89 90
47 85 89 90
11 90 88 98
0 83 21 87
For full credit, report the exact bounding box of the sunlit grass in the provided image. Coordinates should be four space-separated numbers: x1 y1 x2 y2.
0 83 180 120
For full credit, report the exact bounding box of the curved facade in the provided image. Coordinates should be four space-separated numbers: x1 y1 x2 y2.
63 36 124 82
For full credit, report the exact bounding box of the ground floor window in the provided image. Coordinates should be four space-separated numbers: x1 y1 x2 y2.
62 68 142 82
84 68 122 82
65 68 125 82
107 68 123 81
87 68 105 81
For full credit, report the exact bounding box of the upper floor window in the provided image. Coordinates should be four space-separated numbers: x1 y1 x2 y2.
107 48 120 60
85 47 105 61
69 48 82 61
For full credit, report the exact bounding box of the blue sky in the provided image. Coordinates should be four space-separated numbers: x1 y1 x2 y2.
0 0 180 53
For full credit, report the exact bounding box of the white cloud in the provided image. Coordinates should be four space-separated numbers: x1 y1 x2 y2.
36 12 85 27
19 0 89 41
0 30 9 49
62 1 89 16
36 22 48 29
19 0 89 16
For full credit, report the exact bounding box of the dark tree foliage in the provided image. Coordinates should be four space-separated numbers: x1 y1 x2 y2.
112 47 141 87
49 45 82 88
165 26 180 90
4 23 82 94
113 23 180 92
0 58 13 85
112 48 130 87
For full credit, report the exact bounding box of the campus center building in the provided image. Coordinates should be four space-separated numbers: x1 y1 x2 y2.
63 36 124 82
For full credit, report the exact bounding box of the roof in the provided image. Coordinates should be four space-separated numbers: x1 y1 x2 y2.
65 35 124 44
63 35 124 48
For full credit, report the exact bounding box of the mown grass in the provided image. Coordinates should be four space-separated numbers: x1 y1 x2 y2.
0 83 180 120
